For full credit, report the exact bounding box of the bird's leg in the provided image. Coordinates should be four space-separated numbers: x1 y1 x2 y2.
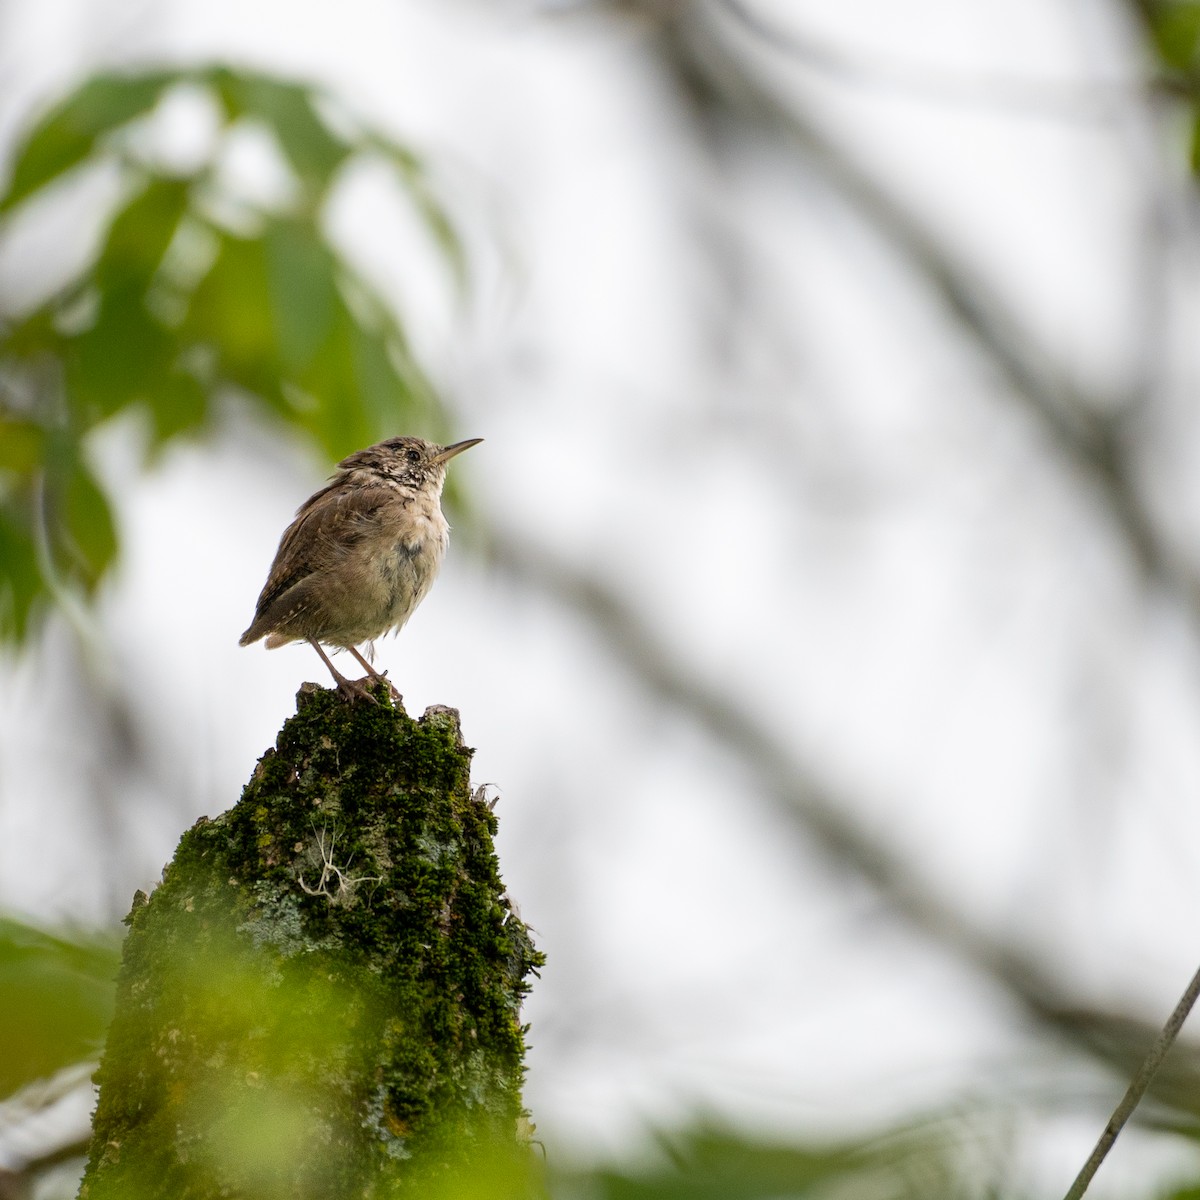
346 644 387 683
347 645 402 703
308 639 379 705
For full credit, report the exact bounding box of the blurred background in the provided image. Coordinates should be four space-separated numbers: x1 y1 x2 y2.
3 0 1200 1196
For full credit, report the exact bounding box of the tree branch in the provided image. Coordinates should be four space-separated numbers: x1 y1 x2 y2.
488 529 1200 1119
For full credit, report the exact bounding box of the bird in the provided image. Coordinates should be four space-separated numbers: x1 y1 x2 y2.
239 435 483 703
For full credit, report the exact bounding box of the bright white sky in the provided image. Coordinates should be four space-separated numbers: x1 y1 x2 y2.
4 1 1200 1195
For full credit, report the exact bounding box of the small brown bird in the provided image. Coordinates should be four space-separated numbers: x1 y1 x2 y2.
239 435 482 702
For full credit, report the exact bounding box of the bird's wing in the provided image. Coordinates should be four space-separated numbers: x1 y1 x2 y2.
239 483 397 643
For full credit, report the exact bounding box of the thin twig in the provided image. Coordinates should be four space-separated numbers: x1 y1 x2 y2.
1063 961 1200 1200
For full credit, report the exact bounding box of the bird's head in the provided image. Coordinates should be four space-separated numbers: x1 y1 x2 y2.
338 436 483 491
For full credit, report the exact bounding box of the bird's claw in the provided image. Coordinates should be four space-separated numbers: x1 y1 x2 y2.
336 676 382 706
362 667 403 705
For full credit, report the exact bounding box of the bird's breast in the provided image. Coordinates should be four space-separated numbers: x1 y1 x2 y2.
371 509 449 629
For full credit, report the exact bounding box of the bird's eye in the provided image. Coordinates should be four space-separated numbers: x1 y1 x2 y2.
406 449 421 464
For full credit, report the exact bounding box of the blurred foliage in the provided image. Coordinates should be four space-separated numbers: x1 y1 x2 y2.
79 923 537 1200
551 1119 1006 1200
0 916 118 1095
0 911 1018 1198
0 65 460 643
1137 0 1200 169
0 896 1011 1200
1145 0 1200 72
1 907 538 1196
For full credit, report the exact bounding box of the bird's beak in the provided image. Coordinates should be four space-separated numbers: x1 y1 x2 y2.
432 438 484 465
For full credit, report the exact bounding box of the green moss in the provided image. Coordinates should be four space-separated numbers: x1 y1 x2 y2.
79 685 543 1200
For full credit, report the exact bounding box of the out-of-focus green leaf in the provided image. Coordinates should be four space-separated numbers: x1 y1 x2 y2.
1150 2 1200 72
264 219 338 373
57 460 118 590
0 418 44 473
182 217 431 459
208 68 350 192
55 179 190 423
0 503 41 641
570 1128 851 1200
96 176 191 288
146 368 209 443
556 1122 991 1200
67 284 175 421
0 916 119 1095
184 230 289 410
0 306 61 356
0 72 176 214
352 316 419 434
292 302 378 457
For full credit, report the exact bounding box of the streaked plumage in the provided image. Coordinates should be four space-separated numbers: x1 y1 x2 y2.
240 435 482 701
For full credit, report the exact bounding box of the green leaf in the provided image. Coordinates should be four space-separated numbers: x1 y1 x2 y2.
1149 2 1200 72
0 72 176 214
0 917 119 1095
352 316 414 434
0 305 63 357
2 180 191 431
184 230 287 408
0 502 41 642
56 459 118 591
292 302 376 456
67 282 176 422
56 178 192 422
96 176 192 289
577 1127 852 1200
355 310 438 439
561 1122 984 1200
264 219 338 373
182 216 427 454
208 68 350 193
146 368 210 444
0 418 45 474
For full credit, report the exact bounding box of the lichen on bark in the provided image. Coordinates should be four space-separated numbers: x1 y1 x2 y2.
78 683 543 1200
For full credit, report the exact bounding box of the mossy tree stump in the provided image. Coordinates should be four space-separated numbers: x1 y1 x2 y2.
79 684 542 1199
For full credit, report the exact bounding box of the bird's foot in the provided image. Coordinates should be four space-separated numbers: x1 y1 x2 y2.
309 639 388 705
373 668 404 705
346 647 402 704
335 675 381 706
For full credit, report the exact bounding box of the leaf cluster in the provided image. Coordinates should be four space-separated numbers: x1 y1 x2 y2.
0 66 461 642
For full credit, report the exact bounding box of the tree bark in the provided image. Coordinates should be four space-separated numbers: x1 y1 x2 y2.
78 683 543 1199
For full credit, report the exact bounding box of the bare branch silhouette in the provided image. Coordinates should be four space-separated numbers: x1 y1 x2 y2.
489 526 1200 1127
